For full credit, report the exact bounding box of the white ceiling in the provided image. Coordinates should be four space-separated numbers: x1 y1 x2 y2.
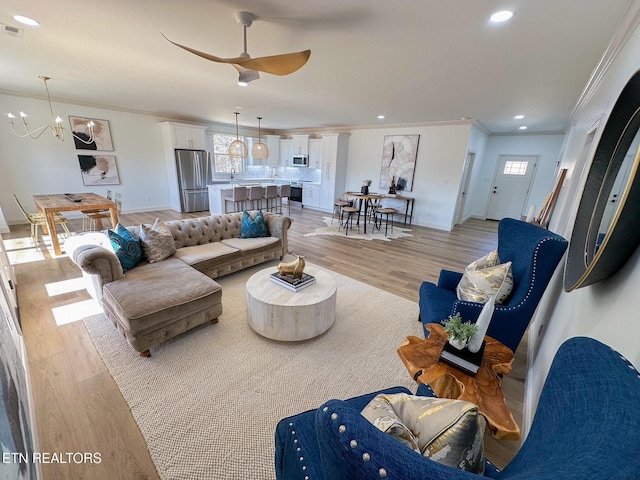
0 0 633 133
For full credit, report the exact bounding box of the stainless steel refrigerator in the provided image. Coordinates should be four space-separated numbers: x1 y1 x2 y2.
175 149 212 212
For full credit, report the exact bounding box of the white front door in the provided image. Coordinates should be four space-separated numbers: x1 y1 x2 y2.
486 155 538 220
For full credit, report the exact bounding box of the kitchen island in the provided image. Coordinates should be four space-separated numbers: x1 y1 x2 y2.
208 181 288 215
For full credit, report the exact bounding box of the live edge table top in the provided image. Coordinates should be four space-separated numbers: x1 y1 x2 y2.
397 323 520 441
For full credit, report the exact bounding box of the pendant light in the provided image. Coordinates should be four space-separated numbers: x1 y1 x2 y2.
251 116 269 160
228 112 248 159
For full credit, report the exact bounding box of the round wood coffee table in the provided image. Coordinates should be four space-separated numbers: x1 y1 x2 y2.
245 265 337 341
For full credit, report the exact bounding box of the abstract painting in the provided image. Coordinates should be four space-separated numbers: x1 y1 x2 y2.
379 135 420 192
0 290 39 479
69 116 113 151
78 155 120 186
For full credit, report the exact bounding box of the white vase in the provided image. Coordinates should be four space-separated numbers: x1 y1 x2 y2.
448 337 467 350
467 295 496 353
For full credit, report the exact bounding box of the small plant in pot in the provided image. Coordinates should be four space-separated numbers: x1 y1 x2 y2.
441 313 478 350
361 179 372 194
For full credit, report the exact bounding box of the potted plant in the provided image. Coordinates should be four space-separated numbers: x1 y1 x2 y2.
441 313 478 350
361 179 372 194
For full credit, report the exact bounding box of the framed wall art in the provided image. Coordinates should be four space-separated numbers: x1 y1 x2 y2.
379 134 420 192
69 116 113 151
78 154 120 185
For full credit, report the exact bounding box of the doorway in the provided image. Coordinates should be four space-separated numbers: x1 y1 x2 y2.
486 154 539 220
454 151 475 225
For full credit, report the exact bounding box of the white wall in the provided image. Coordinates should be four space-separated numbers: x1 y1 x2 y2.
523 3 640 432
345 123 473 230
0 93 173 222
467 134 565 219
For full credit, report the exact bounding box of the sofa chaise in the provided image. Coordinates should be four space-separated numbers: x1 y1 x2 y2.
68 211 292 356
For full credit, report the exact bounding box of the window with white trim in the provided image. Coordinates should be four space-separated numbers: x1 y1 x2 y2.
212 134 262 172
503 161 528 175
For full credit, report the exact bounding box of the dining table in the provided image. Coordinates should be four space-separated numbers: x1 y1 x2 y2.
343 192 385 233
33 192 119 255
343 191 416 232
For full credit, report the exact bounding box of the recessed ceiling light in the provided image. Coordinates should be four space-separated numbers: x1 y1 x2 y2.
13 15 39 26
377 115 385 119
490 10 514 23
519 126 528 130
237 81 249 87
514 115 524 119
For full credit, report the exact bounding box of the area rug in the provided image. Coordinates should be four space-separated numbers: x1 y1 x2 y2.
83 262 423 480
305 216 413 241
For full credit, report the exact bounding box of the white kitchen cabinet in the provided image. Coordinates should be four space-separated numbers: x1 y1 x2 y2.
266 135 281 167
280 139 293 166
160 121 210 212
320 133 350 211
170 123 208 150
291 134 309 156
303 183 321 208
309 139 323 169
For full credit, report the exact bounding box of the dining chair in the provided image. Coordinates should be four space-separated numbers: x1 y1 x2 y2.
13 194 71 245
332 198 351 224
224 186 247 213
84 191 120 231
375 206 396 236
81 190 113 231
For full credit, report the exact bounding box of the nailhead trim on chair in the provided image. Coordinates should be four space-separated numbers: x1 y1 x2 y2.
326 408 390 478
454 237 564 314
287 421 310 479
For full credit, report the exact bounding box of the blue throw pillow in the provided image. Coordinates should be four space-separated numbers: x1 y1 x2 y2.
108 229 142 273
240 210 269 238
115 223 136 241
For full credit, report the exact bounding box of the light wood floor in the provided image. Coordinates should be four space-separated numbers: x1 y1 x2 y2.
5 205 525 479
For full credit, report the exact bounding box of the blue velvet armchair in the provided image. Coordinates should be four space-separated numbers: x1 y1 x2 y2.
274 336 640 479
419 218 568 353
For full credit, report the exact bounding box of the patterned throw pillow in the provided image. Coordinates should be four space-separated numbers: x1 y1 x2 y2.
108 227 142 273
240 210 269 238
139 219 176 263
361 393 486 474
466 250 500 271
456 260 513 304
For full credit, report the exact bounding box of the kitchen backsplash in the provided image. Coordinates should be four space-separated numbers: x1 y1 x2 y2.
215 165 321 183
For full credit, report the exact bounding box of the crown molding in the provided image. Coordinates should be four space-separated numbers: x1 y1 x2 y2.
570 0 640 120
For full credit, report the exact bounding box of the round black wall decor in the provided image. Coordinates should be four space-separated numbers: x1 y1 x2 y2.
564 69 640 291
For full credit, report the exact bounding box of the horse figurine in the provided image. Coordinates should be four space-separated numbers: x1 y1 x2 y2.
277 254 306 279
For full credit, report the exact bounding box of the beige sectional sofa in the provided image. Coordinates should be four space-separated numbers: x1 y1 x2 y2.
69 211 292 356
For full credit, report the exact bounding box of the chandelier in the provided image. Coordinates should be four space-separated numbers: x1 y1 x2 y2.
7 76 96 144
228 112 248 159
251 116 269 160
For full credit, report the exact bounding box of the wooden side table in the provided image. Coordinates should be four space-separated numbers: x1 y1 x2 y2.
397 324 520 441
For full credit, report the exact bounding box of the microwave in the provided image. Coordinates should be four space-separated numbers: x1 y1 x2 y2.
292 155 308 167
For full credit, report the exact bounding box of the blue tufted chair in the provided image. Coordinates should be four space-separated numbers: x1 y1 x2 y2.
274 337 640 479
418 218 567 353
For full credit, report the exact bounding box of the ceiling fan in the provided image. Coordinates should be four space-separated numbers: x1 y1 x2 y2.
163 11 311 85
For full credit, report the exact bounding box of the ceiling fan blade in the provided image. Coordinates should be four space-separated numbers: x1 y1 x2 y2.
163 34 310 76
235 51 311 76
163 34 247 64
